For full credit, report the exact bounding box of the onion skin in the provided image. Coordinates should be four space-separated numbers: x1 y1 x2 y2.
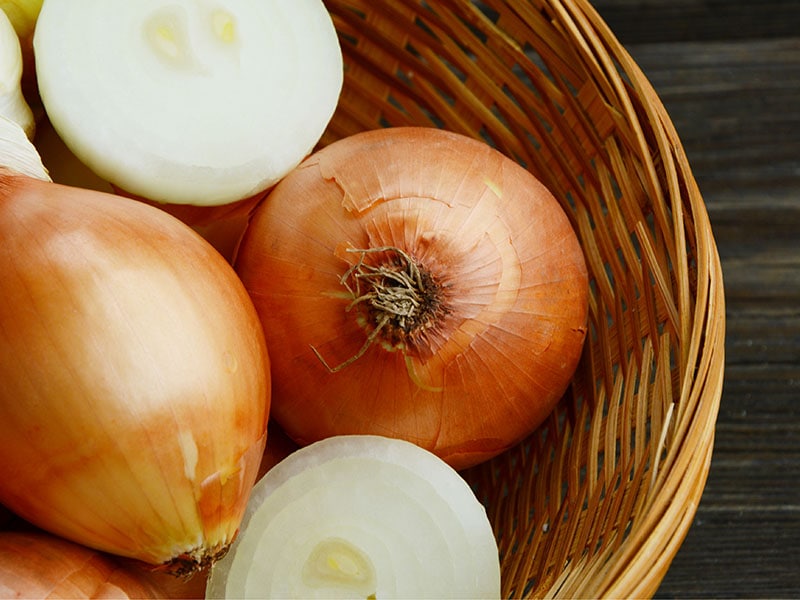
0 531 168 599
256 422 300 482
117 185 271 264
0 170 270 574
235 127 588 470
0 530 211 599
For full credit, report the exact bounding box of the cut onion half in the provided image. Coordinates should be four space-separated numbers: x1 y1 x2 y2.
32 0 343 206
207 435 501 599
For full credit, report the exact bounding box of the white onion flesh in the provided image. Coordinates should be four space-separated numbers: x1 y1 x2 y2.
207 435 501 599
33 0 343 206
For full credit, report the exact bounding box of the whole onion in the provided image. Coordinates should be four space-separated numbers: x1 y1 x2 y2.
235 127 589 469
0 163 270 574
0 530 171 599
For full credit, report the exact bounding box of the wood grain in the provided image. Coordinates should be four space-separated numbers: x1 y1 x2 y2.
590 2 800 597
593 0 800 43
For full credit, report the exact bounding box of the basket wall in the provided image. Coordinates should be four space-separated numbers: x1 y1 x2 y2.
319 0 726 597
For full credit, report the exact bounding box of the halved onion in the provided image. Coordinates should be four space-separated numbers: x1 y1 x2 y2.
207 435 501 599
32 0 342 207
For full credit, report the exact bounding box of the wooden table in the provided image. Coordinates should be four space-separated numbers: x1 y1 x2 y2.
591 1 800 597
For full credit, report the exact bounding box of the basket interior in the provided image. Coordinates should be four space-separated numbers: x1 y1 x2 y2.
318 1 726 598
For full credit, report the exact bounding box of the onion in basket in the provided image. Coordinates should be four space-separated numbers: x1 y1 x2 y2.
32 0 343 258
0 530 204 599
0 531 162 598
0 117 270 576
234 126 590 470
206 435 501 599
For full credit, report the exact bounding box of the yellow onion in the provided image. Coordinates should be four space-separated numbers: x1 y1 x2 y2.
0 530 171 598
0 134 270 574
0 529 212 598
235 127 589 470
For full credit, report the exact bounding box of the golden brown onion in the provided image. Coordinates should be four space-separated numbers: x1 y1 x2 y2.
0 530 177 598
235 127 588 470
0 531 164 598
0 169 270 574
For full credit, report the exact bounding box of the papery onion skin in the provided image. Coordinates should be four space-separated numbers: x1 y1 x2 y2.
118 185 271 264
0 527 211 598
0 170 270 574
0 531 168 599
235 126 589 470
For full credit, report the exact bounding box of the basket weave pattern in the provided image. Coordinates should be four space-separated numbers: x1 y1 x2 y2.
319 1 726 597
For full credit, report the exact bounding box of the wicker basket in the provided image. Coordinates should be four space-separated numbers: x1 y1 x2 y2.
318 0 726 597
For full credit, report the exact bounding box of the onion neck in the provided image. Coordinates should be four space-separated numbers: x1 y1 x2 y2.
315 246 450 372
156 541 231 579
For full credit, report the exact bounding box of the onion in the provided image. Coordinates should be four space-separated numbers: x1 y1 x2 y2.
0 125 270 575
235 126 589 469
32 0 343 208
0 530 172 598
257 422 300 482
206 435 501 599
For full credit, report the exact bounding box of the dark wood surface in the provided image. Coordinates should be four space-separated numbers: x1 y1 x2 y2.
590 1 800 597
